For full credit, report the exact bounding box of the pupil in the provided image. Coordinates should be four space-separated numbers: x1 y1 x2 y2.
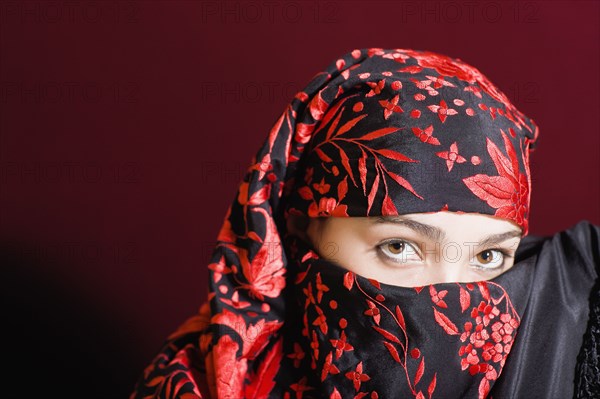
390 242 404 253
481 251 491 262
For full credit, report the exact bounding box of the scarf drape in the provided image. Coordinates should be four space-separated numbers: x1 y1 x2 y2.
130 48 600 399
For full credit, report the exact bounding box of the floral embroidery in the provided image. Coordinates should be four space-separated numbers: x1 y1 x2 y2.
462 130 531 233
436 142 467 172
132 48 537 399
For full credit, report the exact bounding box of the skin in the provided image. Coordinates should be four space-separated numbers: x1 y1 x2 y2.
287 212 522 287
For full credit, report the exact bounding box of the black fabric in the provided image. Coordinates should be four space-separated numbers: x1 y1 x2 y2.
130 47 596 399
492 221 599 398
272 220 599 398
574 224 600 398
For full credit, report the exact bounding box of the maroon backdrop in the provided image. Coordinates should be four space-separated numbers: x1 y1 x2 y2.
1 1 598 397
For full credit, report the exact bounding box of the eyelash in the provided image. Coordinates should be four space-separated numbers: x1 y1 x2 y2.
376 239 422 263
376 239 514 270
471 248 512 271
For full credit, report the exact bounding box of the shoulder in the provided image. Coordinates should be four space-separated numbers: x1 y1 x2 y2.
552 220 599 278
539 221 600 397
517 220 600 279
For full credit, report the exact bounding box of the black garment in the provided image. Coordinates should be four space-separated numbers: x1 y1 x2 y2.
491 220 599 398
273 220 599 398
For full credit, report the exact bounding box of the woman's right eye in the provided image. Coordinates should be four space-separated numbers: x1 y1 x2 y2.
377 240 422 264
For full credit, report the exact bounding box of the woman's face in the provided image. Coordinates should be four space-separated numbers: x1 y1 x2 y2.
295 212 522 287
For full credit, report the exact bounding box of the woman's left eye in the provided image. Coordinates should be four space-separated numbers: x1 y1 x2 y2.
377 240 421 264
471 249 505 270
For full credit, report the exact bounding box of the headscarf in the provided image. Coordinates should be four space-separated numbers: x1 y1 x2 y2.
131 48 540 399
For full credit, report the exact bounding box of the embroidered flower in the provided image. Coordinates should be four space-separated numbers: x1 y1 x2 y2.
287 343 306 368
427 99 458 123
463 130 531 234
473 301 500 327
330 331 354 359
308 197 349 217
436 142 467 172
481 342 504 363
312 177 331 195
491 313 519 344
345 361 371 391
378 94 403 119
321 352 340 381
366 79 385 97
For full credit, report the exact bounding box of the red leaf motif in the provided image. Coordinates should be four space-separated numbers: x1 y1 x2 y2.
478 377 490 399
477 282 491 301
462 175 514 208
429 286 437 297
316 148 333 163
368 279 381 290
356 126 400 141
336 114 368 137
367 173 380 214
336 145 357 187
428 373 437 398
416 392 425 399
376 149 417 162
386 171 423 200
212 308 247 337
358 150 368 195
399 65 423 74
314 94 356 138
330 387 342 399
486 137 515 183
212 309 283 358
382 195 398 216
460 287 471 313
248 185 271 205
383 341 401 363
433 307 459 335
344 272 354 290
240 207 286 300
501 130 520 182
415 357 425 385
299 186 314 200
244 338 283 399
213 334 248 398
395 305 406 330
325 106 344 141
372 326 401 344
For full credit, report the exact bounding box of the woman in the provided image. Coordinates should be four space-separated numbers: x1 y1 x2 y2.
131 48 599 398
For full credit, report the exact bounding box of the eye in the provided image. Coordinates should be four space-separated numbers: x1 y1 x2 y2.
471 249 506 270
377 239 421 264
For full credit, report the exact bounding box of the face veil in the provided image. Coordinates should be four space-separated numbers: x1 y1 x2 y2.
131 48 543 399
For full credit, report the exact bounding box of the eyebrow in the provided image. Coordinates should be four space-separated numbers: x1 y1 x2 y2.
373 216 446 242
372 216 521 247
476 230 522 248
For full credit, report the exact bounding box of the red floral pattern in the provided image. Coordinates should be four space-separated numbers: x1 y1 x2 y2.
289 245 520 398
131 48 537 399
462 130 532 233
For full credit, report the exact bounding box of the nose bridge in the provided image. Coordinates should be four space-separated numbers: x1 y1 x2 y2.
436 240 466 283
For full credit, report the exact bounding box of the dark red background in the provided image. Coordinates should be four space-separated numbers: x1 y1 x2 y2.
1 1 598 397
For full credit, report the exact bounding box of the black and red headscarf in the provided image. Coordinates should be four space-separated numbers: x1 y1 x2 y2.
131 48 541 398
